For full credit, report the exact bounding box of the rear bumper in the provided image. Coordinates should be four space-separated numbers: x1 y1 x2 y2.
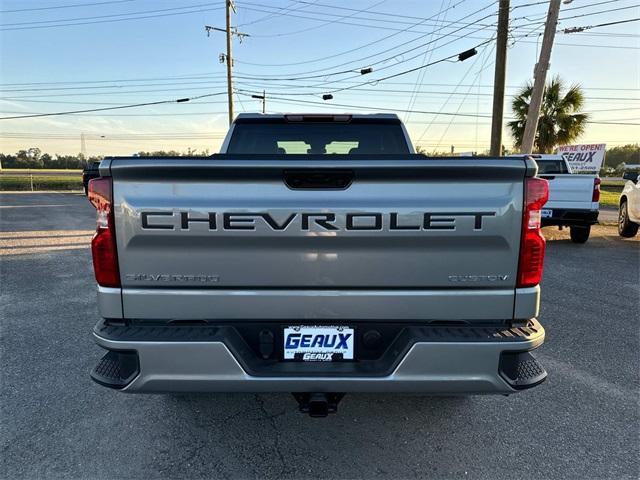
542 208 599 227
91 319 546 394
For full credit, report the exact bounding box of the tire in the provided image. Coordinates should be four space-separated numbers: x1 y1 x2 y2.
83 185 88 196
618 200 639 238
569 225 590 243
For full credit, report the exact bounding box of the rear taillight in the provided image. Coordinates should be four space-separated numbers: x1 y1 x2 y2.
88 177 120 287
592 177 601 202
517 177 549 288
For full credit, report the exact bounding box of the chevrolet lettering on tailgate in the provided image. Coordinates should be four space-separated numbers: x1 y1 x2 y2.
140 211 497 232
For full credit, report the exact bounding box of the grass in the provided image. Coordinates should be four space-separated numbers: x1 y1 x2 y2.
600 179 624 208
0 173 629 202
0 175 83 191
1 168 82 173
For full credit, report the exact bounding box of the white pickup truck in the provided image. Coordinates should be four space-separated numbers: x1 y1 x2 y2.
618 166 640 238
528 155 600 243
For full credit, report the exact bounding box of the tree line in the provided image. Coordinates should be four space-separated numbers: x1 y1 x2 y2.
0 148 210 169
1 145 637 174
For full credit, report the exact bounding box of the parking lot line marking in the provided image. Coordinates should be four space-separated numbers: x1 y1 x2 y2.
1 238 92 248
536 354 632 401
0 204 78 209
0 230 93 255
0 244 89 256
0 230 94 238
0 233 94 241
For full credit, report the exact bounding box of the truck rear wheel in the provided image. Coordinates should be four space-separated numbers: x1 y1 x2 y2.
618 200 639 238
569 225 590 243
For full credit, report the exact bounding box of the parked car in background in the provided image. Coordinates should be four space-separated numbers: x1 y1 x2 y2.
518 154 600 243
618 166 640 238
82 161 100 195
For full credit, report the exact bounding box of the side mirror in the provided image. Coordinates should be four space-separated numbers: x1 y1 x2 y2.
622 171 639 183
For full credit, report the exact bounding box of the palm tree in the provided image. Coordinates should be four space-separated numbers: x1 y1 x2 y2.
508 75 588 153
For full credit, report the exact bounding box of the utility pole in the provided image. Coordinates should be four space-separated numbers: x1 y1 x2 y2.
520 0 561 154
80 132 87 158
205 1 248 126
224 0 234 126
489 0 510 157
251 90 266 113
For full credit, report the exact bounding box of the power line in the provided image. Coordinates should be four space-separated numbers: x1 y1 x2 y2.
563 16 640 33
0 0 136 14
0 85 232 98
286 0 474 23
2 76 637 92
558 4 639 23
438 42 497 149
416 41 494 143
233 5 499 78
511 1 548 10
2 3 498 93
1 128 502 141
4 91 638 107
0 3 224 31
233 0 471 66
3 80 637 101
0 1 218 26
237 93 494 118
521 40 640 50
586 121 640 126
239 0 498 30
404 0 451 123
0 93 226 120
568 30 640 37
236 0 320 27
0 79 228 93
233 94 640 127
238 0 625 34
0 132 227 139
236 1 499 36
556 0 630 14
244 0 390 38
0 73 227 88
246 39 492 96
0 110 229 118
233 22 497 84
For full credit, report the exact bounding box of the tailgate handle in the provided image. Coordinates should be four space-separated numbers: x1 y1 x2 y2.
283 170 353 189
539 175 556 180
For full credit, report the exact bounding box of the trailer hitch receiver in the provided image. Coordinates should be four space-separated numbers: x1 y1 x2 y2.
292 392 345 417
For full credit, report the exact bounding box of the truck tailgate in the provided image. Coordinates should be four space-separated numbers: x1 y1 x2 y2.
541 174 596 209
106 156 531 321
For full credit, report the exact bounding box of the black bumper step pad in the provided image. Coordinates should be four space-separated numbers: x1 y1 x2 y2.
499 351 547 390
90 350 139 389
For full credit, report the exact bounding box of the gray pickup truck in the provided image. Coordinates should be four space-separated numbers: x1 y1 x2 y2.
88 113 549 416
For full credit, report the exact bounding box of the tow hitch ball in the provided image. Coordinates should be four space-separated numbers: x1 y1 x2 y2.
292 393 345 417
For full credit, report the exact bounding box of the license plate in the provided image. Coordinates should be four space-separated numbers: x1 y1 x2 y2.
541 209 553 218
283 326 354 361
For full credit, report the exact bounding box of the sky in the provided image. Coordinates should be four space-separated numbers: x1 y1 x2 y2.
0 0 638 157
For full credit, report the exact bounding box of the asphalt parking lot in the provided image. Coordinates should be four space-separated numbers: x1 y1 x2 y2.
1 192 638 480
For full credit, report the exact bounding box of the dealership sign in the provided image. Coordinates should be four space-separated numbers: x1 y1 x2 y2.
557 144 606 173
